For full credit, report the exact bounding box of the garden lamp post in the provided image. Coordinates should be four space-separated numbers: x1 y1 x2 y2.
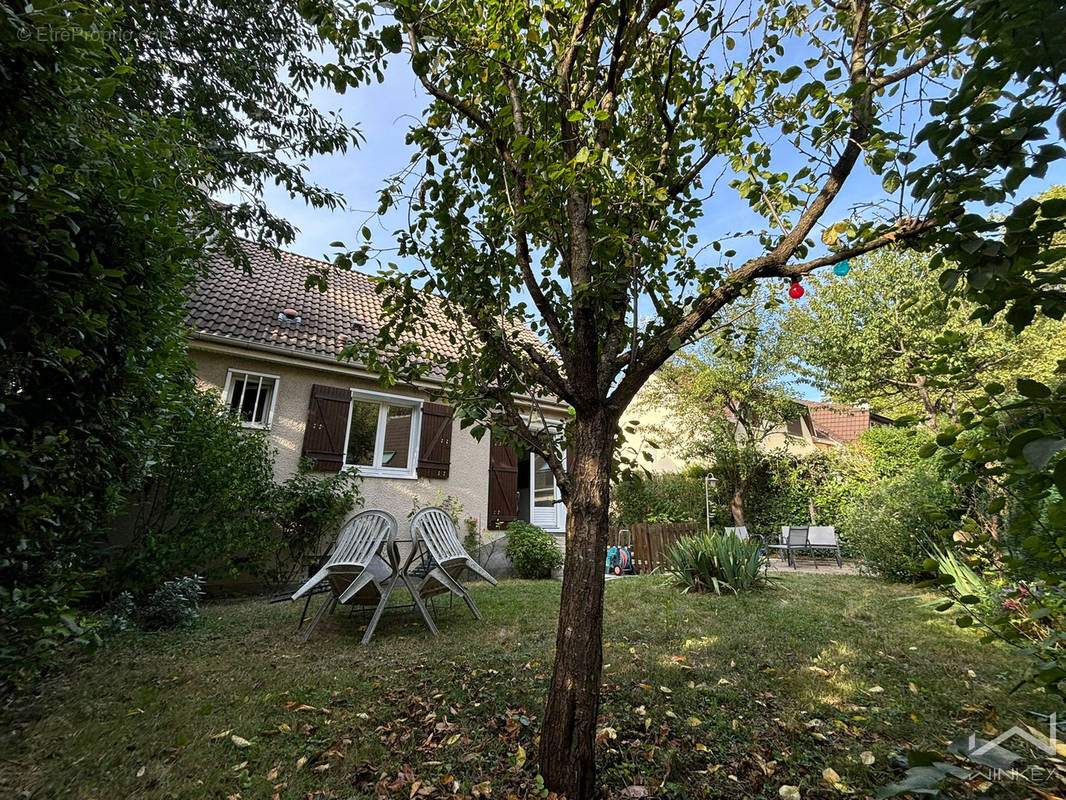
704 473 718 533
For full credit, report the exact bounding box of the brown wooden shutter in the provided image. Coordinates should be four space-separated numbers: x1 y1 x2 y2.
300 384 351 472
417 403 453 479
487 439 519 530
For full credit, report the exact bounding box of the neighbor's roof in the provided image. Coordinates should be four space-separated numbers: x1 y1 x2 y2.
186 239 470 372
799 400 893 444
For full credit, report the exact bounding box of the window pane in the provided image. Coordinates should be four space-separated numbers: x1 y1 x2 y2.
346 401 379 467
381 405 412 468
253 379 275 423
533 454 555 507
229 377 249 420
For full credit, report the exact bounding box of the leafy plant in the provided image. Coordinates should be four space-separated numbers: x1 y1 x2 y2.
613 469 707 526
111 385 278 595
844 468 956 580
262 460 361 589
138 576 204 630
410 492 465 529
663 532 772 595
505 521 563 579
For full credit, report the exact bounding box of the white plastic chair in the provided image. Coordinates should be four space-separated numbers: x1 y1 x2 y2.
403 507 498 636
291 509 398 643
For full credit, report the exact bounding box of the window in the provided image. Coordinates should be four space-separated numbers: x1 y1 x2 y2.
224 370 279 428
342 389 422 478
785 417 805 437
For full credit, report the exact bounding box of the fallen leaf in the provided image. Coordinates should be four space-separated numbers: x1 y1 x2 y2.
472 780 491 798
860 751 874 766
515 744 526 769
445 733 461 746
295 756 308 771
779 785 800 800
136 766 146 778
620 786 649 798
209 729 233 740
687 717 702 726
231 735 252 749
266 768 279 781
823 767 840 784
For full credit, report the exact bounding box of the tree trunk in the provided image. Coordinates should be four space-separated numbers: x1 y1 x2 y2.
730 485 746 527
540 411 614 800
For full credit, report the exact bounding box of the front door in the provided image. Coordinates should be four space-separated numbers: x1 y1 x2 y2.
530 453 562 530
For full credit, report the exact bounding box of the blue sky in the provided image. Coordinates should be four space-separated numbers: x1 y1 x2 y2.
248 57 1066 403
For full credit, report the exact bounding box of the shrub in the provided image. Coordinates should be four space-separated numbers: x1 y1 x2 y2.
844 468 956 580
505 521 563 578
613 468 708 524
663 532 772 594
138 576 204 630
260 461 361 589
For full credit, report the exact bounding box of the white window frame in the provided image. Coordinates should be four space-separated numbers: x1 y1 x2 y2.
341 388 423 479
223 369 280 429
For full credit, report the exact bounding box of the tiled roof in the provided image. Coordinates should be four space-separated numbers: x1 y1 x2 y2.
799 400 892 444
186 240 471 374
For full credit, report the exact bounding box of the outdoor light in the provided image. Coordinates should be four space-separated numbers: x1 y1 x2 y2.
704 473 719 532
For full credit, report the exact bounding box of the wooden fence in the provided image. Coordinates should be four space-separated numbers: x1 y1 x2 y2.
609 521 700 573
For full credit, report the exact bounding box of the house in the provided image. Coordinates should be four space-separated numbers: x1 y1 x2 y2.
185 240 570 538
798 400 893 444
622 386 881 473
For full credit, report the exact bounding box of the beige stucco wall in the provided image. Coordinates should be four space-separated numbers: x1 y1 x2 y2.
190 343 493 532
621 384 825 474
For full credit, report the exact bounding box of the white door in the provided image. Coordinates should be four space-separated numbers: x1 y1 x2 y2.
531 453 561 530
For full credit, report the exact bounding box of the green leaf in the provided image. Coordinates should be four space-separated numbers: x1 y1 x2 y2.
1017 378 1051 398
380 25 403 53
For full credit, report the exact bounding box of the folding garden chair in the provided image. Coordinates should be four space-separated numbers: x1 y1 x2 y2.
290 509 398 644
403 507 498 636
767 526 811 569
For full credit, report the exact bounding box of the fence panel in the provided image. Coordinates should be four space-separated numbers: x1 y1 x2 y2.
610 521 699 573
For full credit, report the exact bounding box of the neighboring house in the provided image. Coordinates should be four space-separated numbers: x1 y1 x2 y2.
623 387 882 473
186 240 570 537
799 400 893 444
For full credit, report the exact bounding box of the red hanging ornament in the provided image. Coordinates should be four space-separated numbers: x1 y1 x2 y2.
788 279 804 299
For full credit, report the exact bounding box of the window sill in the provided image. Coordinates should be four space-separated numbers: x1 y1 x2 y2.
240 422 271 430
343 466 419 480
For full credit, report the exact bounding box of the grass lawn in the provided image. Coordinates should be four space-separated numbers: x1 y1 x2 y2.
0 574 1058 799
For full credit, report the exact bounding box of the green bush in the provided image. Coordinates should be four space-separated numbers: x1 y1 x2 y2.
844 468 956 580
613 468 708 524
262 461 362 589
111 385 278 594
138 576 204 630
663 532 772 595
505 521 563 578
112 386 361 595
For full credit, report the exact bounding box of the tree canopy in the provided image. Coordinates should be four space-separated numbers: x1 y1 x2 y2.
338 0 1035 794
782 248 1066 426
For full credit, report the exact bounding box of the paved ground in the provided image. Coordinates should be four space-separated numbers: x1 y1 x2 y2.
766 557 861 575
